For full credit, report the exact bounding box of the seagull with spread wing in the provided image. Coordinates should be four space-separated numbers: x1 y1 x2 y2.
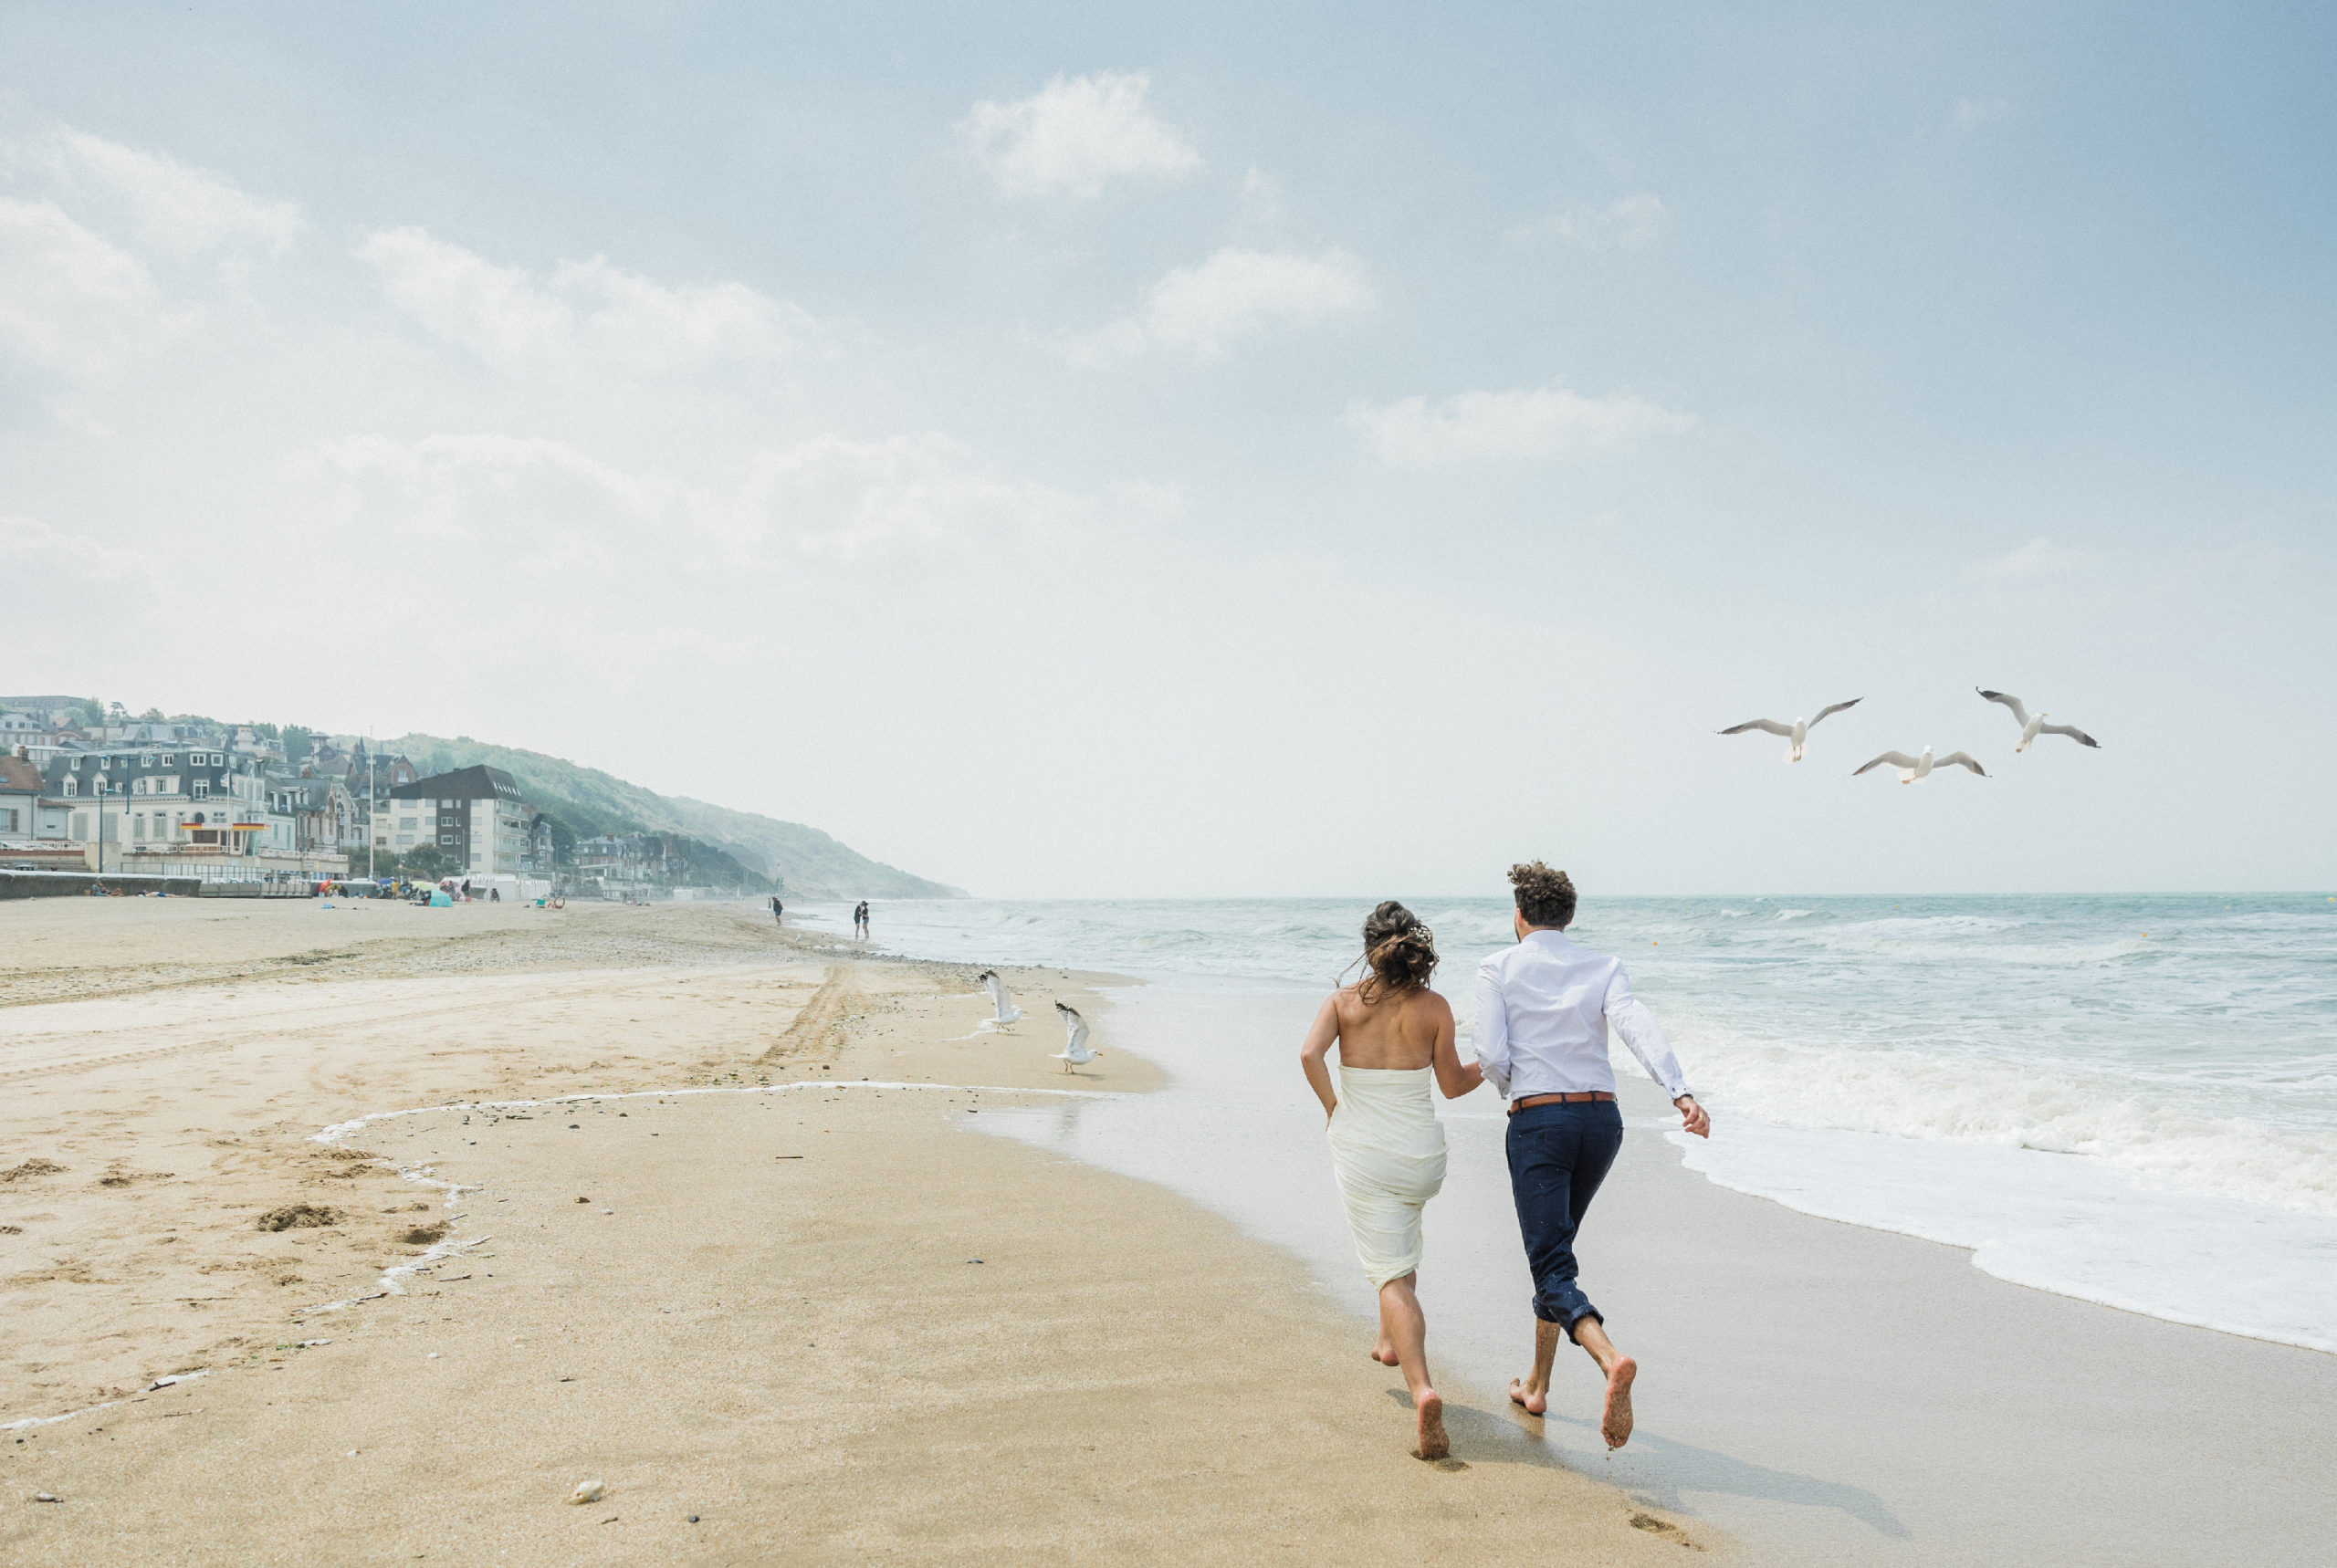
1718 698 1863 761
1853 747 1987 783
1977 688 2101 753
975 969 1023 1032
1053 1001 1100 1072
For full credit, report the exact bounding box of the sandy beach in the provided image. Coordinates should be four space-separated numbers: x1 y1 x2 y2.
0 897 1706 1563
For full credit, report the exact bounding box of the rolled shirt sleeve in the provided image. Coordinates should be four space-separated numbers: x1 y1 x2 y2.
1472 957 1514 1099
1604 966 1689 1100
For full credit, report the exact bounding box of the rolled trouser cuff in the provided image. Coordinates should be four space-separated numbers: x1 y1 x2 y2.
1533 1281 1600 1333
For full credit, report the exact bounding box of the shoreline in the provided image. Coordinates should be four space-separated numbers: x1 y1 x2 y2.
1 897 1705 1562
973 969 2337 1565
788 893 2337 1357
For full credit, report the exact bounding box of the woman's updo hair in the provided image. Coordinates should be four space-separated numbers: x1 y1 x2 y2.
1510 861 1577 929
1359 900 1438 1000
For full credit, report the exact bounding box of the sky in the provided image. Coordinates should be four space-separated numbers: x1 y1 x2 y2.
3 3 2332 897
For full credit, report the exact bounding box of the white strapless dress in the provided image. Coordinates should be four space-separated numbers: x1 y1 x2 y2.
1326 1064 1448 1287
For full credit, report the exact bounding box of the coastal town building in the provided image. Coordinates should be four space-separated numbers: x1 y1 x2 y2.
572 833 651 891
28 746 349 878
0 754 45 840
0 711 93 767
271 773 360 862
382 765 531 875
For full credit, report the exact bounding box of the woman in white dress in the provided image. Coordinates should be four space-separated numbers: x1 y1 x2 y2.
1299 901 1483 1459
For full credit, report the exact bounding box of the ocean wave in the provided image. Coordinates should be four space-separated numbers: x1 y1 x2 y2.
1804 928 2147 967
1667 1032 2337 1217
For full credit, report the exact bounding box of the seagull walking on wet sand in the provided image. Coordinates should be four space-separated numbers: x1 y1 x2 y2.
1853 747 1987 783
1718 698 1863 761
975 969 1023 1032
1053 1002 1101 1072
1977 689 2101 753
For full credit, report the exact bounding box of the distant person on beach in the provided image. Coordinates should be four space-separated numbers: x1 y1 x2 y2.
854 901 870 939
1299 901 1483 1460
1478 862 1709 1449
770 894 783 925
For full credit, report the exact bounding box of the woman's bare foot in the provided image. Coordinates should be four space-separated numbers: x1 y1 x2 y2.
1600 1357 1637 1448
1414 1389 1449 1460
1507 1377 1547 1416
1371 1337 1399 1366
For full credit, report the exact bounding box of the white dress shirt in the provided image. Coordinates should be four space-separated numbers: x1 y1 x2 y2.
1473 930 1690 1102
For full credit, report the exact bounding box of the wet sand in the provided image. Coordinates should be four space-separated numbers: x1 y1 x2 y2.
0 898 1705 1563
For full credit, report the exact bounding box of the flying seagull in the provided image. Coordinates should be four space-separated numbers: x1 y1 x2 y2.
1719 698 1863 761
975 969 1023 1032
1053 1001 1101 1072
1976 689 2101 752
1853 747 1987 783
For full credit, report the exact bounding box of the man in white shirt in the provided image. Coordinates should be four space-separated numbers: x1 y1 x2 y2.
1473 861 1710 1449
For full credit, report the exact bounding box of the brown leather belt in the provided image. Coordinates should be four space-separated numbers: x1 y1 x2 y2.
1509 1092 1616 1115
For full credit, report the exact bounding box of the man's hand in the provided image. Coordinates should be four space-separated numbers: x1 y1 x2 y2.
1674 1094 1710 1139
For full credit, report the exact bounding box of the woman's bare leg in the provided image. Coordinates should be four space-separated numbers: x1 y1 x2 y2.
1377 1273 1446 1458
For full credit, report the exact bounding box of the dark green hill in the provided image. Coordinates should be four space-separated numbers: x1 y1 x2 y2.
370 733 963 899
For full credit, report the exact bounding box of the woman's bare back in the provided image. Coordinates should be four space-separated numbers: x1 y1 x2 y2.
1329 983 1452 1070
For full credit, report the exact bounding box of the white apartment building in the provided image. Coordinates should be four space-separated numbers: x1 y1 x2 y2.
381 765 531 874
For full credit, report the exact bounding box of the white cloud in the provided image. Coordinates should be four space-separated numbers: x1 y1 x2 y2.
356 227 819 371
956 72 1200 201
0 196 173 374
0 510 154 584
1346 381 1693 465
304 427 1113 575
1507 193 1666 251
1973 537 2095 579
5 126 300 256
1074 246 1375 361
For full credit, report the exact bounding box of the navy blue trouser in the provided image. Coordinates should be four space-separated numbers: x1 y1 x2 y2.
1505 1099 1626 1335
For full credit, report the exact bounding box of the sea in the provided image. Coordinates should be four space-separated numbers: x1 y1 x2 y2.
791 893 2337 1354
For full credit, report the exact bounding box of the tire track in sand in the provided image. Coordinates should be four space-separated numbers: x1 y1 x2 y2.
757 964 859 1063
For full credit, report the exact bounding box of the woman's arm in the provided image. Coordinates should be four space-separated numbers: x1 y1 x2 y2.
1428 994 1483 1098
1299 995 1342 1124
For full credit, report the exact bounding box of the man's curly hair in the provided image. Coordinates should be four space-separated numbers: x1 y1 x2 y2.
1509 861 1577 929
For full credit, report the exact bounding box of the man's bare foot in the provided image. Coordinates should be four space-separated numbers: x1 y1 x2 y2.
1601 1357 1637 1448
1371 1338 1399 1366
1507 1377 1547 1416
1413 1389 1449 1460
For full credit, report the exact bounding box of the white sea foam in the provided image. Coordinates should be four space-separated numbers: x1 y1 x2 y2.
1673 1121 2337 1353
1662 1029 2337 1216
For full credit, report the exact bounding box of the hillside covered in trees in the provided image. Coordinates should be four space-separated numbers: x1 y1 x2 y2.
374 733 962 900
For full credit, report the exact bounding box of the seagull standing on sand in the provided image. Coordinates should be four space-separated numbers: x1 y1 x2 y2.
1976 689 2101 752
1053 1001 1101 1072
1718 698 1863 761
976 969 1023 1031
1853 747 1987 783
